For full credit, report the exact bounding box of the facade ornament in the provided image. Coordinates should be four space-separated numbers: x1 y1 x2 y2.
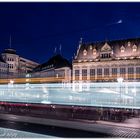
101 42 112 52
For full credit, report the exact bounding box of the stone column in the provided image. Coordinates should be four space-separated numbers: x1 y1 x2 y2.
102 68 104 81
95 68 97 81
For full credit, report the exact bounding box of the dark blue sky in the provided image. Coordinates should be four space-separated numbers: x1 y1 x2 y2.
0 2 140 63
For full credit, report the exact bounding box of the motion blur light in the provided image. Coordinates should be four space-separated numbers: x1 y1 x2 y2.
132 88 136 93
10 80 14 84
117 77 123 83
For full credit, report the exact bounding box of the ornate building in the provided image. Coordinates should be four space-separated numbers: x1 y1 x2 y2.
0 56 8 78
72 38 140 82
1 48 39 78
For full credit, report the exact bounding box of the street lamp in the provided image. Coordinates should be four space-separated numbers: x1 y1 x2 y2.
117 77 123 103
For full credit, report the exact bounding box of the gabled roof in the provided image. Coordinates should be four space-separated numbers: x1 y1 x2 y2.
34 54 71 72
75 37 140 61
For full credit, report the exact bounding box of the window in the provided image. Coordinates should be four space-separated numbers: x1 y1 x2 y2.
97 68 102 80
83 50 87 56
120 68 126 74
90 45 92 50
93 48 97 55
90 69 95 76
82 69 87 80
90 69 95 80
75 70 79 80
112 68 117 80
136 67 140 80
128 67 134 74
120 68 126 79
101 53 111 58
128 67 134 80
128 41 131 46
132 44 137 52
104 68 109 76
120 46 125 53
97 68 102 75
112 68 117 75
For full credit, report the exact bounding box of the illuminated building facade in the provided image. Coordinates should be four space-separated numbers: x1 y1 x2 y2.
0 56 8 78
1 48 39 78
33 54 71 83
73 38 140 82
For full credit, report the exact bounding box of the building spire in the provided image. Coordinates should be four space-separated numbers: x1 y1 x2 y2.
79 37 83 45
78 37 83 49
54 47 57 54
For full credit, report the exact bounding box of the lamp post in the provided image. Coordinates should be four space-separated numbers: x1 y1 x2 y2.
117 77 123 103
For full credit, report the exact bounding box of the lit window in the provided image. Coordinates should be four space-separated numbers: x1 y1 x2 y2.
90 69 95 76
120 68 126 78
120 46 125 53
128 41 131 46
90 45 92 50
83 49 87 56
136 67 140 80
90 69 95 80
93 48 97 55
132 44 137 52
104 68 109 76
82 69 87 80
97 68 102 75
112 68 117 76
128 67 134 80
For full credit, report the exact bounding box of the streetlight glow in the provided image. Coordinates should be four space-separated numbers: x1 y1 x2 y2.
117 77 123 83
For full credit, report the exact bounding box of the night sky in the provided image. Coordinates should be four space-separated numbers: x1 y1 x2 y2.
0 2 140 64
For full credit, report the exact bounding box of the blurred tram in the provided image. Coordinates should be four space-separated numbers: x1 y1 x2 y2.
0 101 139 123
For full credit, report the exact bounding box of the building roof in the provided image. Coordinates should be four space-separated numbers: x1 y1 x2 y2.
34 54 71 72
0 56 6 63
3 49 16 55
74 37 140 62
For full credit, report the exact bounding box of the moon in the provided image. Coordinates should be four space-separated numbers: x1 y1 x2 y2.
117 19 122 24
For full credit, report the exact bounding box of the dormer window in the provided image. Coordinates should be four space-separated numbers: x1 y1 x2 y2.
120 46 125 53
93 48 97 55
90 45 92 50
132 44 137 52
128 41 131 47
83 49 87 56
